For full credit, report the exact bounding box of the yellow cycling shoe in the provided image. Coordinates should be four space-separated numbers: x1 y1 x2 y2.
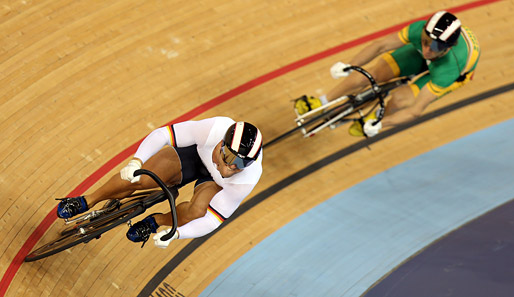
348 111 377 137
294 95 322 116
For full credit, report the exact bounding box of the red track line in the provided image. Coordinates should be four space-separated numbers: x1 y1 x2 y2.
0 0 502 295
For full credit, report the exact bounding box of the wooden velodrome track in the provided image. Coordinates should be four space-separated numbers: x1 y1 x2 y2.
1 0 514 296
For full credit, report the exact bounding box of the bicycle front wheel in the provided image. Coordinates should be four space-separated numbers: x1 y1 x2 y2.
25 204 144 262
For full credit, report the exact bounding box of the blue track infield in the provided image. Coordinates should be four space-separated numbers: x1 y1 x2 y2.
364 197 514 297
200 118 514 297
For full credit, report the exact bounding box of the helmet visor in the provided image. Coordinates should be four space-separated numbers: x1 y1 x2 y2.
422 30 450 52
429 39 450 52
221 142 255 169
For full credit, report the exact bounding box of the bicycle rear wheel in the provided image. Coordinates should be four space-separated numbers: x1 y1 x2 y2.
25 204 144 262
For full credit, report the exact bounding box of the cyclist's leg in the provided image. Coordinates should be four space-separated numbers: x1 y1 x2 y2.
387 69 475 115
378 44 428 115
155 179 222 227
384 83 420 115
86 146 182 208
347 45 427 136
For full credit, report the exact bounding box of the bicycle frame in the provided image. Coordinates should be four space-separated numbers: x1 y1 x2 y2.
263 66 409 148
295 65 385 138
25 169 178 262
296 98 355 138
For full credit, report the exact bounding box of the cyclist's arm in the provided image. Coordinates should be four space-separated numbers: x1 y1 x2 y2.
381 86 436 127
349 33 405 67
132 118 216 163
177 184 253 239
133 127 173 163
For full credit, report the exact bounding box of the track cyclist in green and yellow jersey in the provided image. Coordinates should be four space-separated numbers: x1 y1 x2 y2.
296 10 480 137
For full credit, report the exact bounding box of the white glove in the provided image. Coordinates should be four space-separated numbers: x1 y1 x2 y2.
330 62 353 79
363 119 382 137
153 229 179 249
120 159 142 183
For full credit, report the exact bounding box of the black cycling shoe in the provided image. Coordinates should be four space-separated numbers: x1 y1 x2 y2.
126 214 161 247
56 196 89 219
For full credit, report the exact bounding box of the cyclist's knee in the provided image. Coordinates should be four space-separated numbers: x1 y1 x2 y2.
345 67 371 86
369 59 396 82
387 87 415 110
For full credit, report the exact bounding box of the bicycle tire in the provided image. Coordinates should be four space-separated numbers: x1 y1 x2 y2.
25 204 144 262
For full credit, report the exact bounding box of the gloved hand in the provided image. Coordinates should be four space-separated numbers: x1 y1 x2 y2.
363 119 382 137
120 159 142 183
153 229 179 249
330 62 353 79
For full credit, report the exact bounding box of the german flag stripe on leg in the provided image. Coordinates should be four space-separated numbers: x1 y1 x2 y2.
207 206 226 223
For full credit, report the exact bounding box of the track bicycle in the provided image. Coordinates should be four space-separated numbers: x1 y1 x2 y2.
264 66 411 147
25 169 178 262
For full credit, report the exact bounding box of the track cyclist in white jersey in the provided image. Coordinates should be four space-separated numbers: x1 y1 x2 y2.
56 117 263 248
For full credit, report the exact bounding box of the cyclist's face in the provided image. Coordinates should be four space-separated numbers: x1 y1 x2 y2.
421 30 448 60
213 141 241 177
